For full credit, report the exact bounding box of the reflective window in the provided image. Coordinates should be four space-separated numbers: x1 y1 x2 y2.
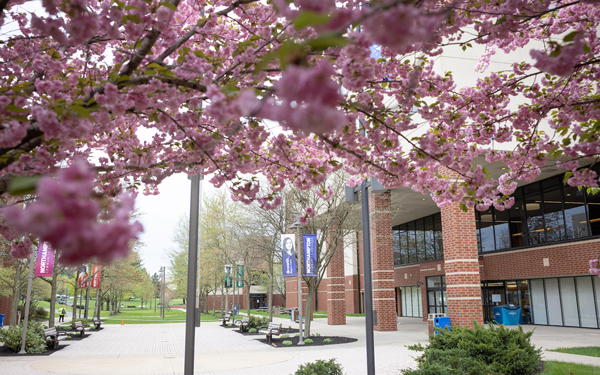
564 185 588 239
415 218 426 262
478 209 495 252
394 213 443 265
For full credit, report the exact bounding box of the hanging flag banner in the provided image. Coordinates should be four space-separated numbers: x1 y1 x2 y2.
281 234 297 277
225 276 232 288
35 243 54 277
78 266 88 289
91 265 102 289
236 265 244 288
303 234 317 277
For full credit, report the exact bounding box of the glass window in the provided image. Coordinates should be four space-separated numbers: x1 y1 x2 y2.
427 276 444 288
494 209 511 250
542 178 567 242
393 228 401 266
586 176 600 236
509 189 527 247
415 218 426 262
530 279 547 325
545 278 563 326
406 221 416 263
400 224 408 264
563 185 588 239
560 278 579 327
576 276 598 328
424 216 435 261
433 213 443 258
525 183 545 245
479 209 495 252
506 281 519 305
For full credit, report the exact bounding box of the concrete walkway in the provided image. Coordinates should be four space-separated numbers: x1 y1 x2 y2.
1 317 600 374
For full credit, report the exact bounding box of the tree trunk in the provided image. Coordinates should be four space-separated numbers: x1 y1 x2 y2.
246 274 252 317
84 263 92 319
304 279 316 338
72 270 80 327
268 257 274 322
49 278 57 327
117 295 122 313
9 261 24 326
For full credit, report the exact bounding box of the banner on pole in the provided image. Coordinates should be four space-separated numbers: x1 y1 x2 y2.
35 243 54 277
225 276 232 288
281 234 297 277
303 234 317 277
91 265 102 289
78 266 88 289
236 265 244 288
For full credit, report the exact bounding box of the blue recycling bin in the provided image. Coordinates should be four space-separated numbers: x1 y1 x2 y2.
492 305 523 325
0 314 4 328
434 316 451 334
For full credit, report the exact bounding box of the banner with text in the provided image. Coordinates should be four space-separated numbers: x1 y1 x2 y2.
303 234 317 277
236 265 244 288
78 266 88 289
91 265 102 289
281 234 297 277
225 276 232 288
35 243 54 277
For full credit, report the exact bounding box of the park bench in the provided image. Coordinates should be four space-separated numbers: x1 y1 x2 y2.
92 317 105 329
73 321 86 337
219 313 232 326
43 328 67 349
258 322 281 343
234 317 250 332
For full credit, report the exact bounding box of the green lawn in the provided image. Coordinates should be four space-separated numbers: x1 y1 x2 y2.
543 361 600 374
99 307 223 324
550 347 600 358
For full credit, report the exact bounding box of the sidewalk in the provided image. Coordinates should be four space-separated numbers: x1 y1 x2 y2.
1 317 600 374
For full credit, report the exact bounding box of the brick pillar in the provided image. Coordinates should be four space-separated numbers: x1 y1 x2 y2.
441 202 484 328
327 230 346 325
369 190 397 331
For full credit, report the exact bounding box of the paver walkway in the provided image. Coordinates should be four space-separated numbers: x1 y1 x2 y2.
2 317 600 374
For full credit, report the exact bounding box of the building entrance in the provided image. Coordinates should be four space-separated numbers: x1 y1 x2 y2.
400 286 422 318
482 280 532 324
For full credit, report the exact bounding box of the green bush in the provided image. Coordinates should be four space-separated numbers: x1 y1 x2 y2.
281 334 289 338
403 323 541 375
304 339 314 344
248 328 257 333
282 340 293 346
295 333 300 337
247 316 270 330
324 338 332 343
295 359 343 375
17 305 48 321
72 318 89 327
0 322 47 354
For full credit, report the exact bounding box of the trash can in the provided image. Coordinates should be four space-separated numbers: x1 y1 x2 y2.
0 314 4 328
273 306 281 316
427 313 446 335
434 316 451 334
291 308 297 322
492 305 522 325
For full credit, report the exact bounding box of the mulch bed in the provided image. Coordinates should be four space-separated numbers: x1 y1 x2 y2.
235 327 300 336
257 336 358 348
0 344 68 357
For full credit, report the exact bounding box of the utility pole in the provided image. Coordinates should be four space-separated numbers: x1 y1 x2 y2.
160 266 165 320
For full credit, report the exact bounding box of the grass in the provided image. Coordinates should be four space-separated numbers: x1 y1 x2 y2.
550 347 600 358
543 361 600 374
99 307 224 324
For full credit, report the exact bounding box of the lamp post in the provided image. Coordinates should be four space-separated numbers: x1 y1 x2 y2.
184 171 203 375
160 266 165 320
345 177 387 375
289 221 305 345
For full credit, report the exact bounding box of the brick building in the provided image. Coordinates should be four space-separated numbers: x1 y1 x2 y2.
286 160 600 330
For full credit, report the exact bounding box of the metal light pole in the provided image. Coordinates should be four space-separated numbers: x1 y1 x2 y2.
19 250 35 354
290 221 305 345
160 266 165 320
345 177 387 375
184 172 202 375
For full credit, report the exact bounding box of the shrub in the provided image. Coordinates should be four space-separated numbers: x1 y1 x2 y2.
315 333 320 337
248 328 257 334
72 318 89 327
0 322 47 354
17 305 48 321
402 322 541 375
282 340 293 346
247 316 270 330
324 338 332 343
295 333 300 337
304 339 314 344
295 359 343 375
281 334 289 338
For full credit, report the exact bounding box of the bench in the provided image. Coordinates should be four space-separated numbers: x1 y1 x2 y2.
258 322 281 343
44 328 67 349
234 317 250 332
73 321 86 337
92 317 105 329
219 313 232 326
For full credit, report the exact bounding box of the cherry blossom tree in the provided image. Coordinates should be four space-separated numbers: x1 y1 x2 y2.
0 0 599 265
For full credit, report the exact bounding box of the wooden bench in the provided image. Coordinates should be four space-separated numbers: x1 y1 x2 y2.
73 321 86 337
258 322 281 343
44 328 67 349
219 313 232 326
92 317 105 329
234 317 250 332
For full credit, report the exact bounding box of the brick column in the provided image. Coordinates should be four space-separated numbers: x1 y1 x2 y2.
327 230 346 325
369 190 397 331
441 202 484 328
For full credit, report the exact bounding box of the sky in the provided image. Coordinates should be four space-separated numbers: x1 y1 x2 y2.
134 172 221 277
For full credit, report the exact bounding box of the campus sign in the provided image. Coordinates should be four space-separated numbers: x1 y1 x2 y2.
303 235 317 277
236 264 244 288
281 234 297 277
91 265 102 289
35 242 54 277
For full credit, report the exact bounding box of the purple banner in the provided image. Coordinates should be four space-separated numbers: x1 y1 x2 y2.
35 243 54 277
281 234 297 277
303 234 317 277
